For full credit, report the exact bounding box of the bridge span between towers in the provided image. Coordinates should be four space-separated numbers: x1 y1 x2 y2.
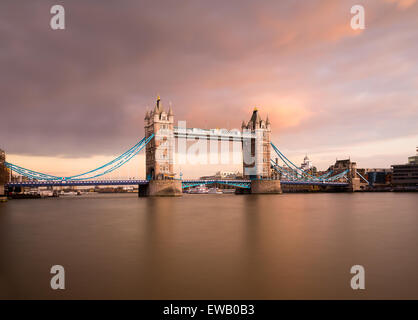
174 127 247 142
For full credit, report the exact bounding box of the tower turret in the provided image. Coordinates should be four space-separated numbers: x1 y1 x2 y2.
248 107 261 129
154 95 164 114
168 102 173 117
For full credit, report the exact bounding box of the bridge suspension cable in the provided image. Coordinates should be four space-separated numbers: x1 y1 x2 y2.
69 134 153 180
271 159 297 180
4 162 62 181
326 169 349 181
66 137 146 179
271 142 318 181
4 134 154 181
270 142 349 182
317 170 333 179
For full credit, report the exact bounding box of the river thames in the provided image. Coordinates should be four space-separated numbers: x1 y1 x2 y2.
0 192 417 299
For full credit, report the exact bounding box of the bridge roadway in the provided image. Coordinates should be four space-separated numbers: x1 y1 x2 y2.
6 180 149 187
6 179 349 188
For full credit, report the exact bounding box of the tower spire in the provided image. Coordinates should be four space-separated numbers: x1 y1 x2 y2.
168 101 173 116
249 107 261 127
154 95 163 113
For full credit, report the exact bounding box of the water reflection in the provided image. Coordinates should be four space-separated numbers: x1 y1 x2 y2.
0 192 417 299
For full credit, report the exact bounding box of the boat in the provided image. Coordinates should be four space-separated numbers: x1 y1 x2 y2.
222 189 236 194
188 185 209 194
60 191 77 196
39 190 54 197
208 187 223 194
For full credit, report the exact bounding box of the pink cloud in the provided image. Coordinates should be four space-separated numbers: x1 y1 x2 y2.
385 0 417 9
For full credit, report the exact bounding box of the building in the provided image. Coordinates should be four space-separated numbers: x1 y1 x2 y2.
391 148 418 190
0 149 8 195
300 155 313 171
365 168 392 185
217 170 241 179
241 108 271 179
408 147 418 164
144 96 175 180
200 171 242 180
0 149 5 170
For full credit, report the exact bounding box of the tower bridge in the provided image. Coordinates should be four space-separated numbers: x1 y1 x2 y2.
141 97 281 195
0 96 357 197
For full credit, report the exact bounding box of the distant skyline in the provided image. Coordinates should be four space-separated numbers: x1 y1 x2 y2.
1 0 417 177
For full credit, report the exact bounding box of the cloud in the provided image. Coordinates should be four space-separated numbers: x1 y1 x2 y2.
385 0 417 9
0 0 417 176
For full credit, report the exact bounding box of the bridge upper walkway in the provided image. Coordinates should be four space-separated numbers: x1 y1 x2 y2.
174 127 253 142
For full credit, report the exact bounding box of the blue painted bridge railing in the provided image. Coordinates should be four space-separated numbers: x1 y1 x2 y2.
181 179 349 188
6 179 252 189
6 179 349 189
181 180 251 189
6 180 149 188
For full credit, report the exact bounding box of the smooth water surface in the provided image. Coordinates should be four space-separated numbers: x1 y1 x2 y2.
0 192 417 299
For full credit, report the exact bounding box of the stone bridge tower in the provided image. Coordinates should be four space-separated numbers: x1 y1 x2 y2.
329 159 361 192
241 107 271 179
144 96 175 180
241 108 281 194
141 97 181 196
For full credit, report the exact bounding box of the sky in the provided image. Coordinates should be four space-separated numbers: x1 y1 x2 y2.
1 0 417 178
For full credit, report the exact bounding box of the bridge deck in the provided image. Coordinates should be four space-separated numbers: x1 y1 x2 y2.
6 179 349 188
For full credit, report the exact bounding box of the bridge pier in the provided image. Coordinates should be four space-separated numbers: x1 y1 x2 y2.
348 177 361 192
250 179 282 194
138 180 182 197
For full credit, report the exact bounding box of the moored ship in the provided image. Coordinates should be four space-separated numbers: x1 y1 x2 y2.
187 185 209 194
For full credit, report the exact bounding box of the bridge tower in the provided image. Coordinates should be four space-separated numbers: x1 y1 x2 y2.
329 159 361 192
141 97 181 196
241 107 271 179
144 96 175 180
241 108 281 194
347 161 361 192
